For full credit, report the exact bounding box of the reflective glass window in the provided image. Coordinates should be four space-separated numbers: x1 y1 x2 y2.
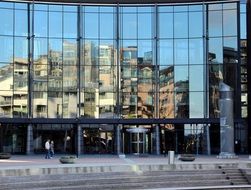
34 38 48 64
189 12 203 38
63 92 77 118
159 13 173 39
100 13 114 39
159 40 173 65
209 38 223 64
138 40 152 65
189 39 203 65
15 10 28 36
0 36 13 63
49 5 62 12
0 2 14 9
174 66 188 88
189 92 204 118
189 65 204 91
174 12 188 38
174 39 188 65
0 8 13 35
63 12 77 38
63 66 77 91
14 37 28 63
49 12 63 38
138 13 152 39
34 11 48 37
208 11 222 37
63 40 77 65
121 13 137 39
241 13 247 39
85 13 98 38
223 10 237 36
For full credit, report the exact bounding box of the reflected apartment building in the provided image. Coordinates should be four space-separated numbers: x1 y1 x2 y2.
0 0 250 155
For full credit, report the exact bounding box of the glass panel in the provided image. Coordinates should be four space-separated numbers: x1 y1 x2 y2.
209 64 222 118
240 13 246 39
63 12 77 38
175 90 189 118
189 39 203 65
64 5 77 12
34 4 48 11
174 12 188 38
0 36 13 63
223 10 237 36
63 92 77 118
208 10 222 37
174 66 188 89
0 90 13 117
83 40 98 65
13 91 28 117
15 10 27 36
34 11 48 37
223 3 237 10
138 40 152 65
34 38 48 64
158 6 173 13
208 4 222 11
209 37 223 64
189 65 204 91
174 5 188 12
0 8 13 35
48 92 62 118
14 37 28 63
122 13 137 39
33 64 47 91
174 39 188 65
189 92 204 118
159 13 173 39
84 65 99 87
63 40 77 65
189 5 203 11
100 6 115 13
49 11 62 38
84 92 97 118
49 5 62 12
100 13 114 39
122 93 137 118
33 92 47 118
159 91 174 118
138 13 152 39
14 63 28 90
85 6 99 13
0 64 13 90
138 92 154 118
63 66 77 91
99 92 115 118
189 12 203 38
85 13 98 38
159 40 173 65
0 2 14 9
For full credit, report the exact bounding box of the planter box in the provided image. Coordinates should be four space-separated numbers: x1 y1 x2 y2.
0 153 11 159
179 154 195 162
59 156 76 164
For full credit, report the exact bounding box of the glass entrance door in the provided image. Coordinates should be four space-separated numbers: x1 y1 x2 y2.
130 132 146 155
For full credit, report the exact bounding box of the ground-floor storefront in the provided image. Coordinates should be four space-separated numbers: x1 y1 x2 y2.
0 121 248 155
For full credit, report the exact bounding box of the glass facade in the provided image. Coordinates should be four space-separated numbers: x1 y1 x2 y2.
0 0 247 155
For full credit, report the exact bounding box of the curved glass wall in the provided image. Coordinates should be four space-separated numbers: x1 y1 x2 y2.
0 1 239 120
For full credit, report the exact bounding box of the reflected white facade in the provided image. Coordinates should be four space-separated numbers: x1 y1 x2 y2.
0 0 249 155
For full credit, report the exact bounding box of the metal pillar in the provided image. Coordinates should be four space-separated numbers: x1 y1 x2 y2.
26 124 34 155
115 124 122 155
76 124 83 156
218 82 236 158
155 125 160 155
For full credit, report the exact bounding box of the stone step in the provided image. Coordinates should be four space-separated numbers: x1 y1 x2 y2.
1 178 233 190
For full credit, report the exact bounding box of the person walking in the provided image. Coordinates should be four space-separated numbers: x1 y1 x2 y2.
45 139 50 159
50 140 55 158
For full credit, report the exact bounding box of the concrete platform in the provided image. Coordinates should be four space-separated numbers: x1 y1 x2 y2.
0 154 251 177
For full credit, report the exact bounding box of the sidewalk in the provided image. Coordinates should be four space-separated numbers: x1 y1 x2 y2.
0 154 250 169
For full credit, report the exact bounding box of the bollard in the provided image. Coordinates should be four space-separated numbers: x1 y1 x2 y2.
168 151 175 164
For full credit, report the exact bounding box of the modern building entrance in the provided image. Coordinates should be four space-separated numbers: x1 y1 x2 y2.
122 125 152 154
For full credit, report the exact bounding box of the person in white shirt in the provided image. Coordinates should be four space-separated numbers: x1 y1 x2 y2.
45 139 50 159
